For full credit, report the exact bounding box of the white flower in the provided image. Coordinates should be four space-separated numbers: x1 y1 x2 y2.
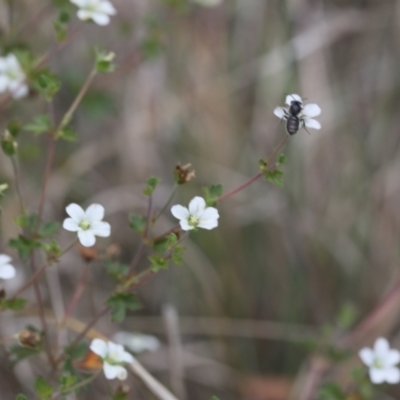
359 337 400 384
0 54 28 99
192 0 223 7
90 339 134 380
70 0 116 26
113 332 161 354
62 203 111 247
274 93 321 131
0 254 16 280
171 196 219 231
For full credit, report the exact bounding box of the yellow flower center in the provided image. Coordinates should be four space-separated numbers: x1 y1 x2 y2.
188 215 199 227
79 219 91 230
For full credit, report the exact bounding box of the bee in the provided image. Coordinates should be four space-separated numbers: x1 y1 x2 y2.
284 100 303 135
274 94 322 135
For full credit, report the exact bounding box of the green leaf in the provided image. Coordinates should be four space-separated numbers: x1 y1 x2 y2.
63 342 88 375
277 154 287 165
35 377 53 400
318 383 345 400
53 10 70 41
7 120 22 137
149 255 168 272
143 176 160 196
38 221 60 238
10 344 41 365
14 213 38 231
15 395 28 400
41 240 62 261
203 184 223 206
171 245 183 265
0 298 27 311
95 49 116 73
9 235 41 260
59 374 77 393
129 214 147 233
106 292 141 322
105 261 129 282
261 167 284 187
24 115 52 135
336 302 357 330
55 126 77 142
32 70 61 101
1 132 17 156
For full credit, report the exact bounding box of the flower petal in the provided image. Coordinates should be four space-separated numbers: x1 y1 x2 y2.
0 254 12 266
171 205 189 221
198 207 219 230
11 84 28 99
121 350 134 363
85 203 105 222
5 54 20 70
70 0 88 6
179 220 194 231
77 9 93 20
285 94 302 105
0 76 9 92
370 368 386 384
0 264 16 280
78 230 96 247
387 349 400 366
304 118 321 130
374 337 390 358
188 196 206 216
385 367 400 384
359 348 374 366
91 12 111 25
91 221 111 237
66 203 85 221
302 103 321 118
90 338 108 358
98 1 117 15
274 107 286 119
103 362 119 379
63 218 80 232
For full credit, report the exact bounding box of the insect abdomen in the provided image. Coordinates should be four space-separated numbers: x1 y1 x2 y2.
286 115 300 135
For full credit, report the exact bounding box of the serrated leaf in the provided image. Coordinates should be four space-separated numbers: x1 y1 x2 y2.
105 261 129 282
0 297 27 311
35 377 53 400
143 176 160 196
203 184 223 206
55 126 77 142
277 154 287 165
32 70 61 101
128 214 147 233
59 374 77 392
38 221 60 238
262 168 284 188
24 115 52 135
9 235 41 260
106 292 141 322
149 255 168 272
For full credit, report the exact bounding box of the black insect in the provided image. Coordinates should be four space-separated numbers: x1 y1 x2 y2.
284 100 303 136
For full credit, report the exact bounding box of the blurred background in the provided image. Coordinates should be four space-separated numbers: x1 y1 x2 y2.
2 0 400 399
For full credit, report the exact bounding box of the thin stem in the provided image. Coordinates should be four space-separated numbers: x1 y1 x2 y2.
264 135 289 166
216 135 290 203
215 172 263 203
36 135 56 228
153 184 178 222
143 194 153 239
153 224 180 242
55 306 109 365
10 239 77 300
52 372 100 399
58 69 97 131
129 241 146 272
29 252 54 365
10 156 24 214
61 262 90 325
